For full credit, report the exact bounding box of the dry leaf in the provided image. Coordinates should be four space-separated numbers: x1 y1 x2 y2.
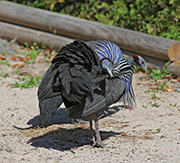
12 64 19 67
23 56 30 62
0 56 6 60
20 45 25 50
37 59 44 63
11 56 17 61
178 77 180 82
121 124 129 128
164 75 176 79
165 87 175 92
78 125 86 129
154 81 162 85
73 156 81 159
115 153 120 155
46 48 51 54
18 57 24 62
19 64 24 68
133 124 143 128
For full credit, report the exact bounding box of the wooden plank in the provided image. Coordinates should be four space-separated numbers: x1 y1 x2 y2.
0 1 179 60
168 43 180 61
0 21 73 50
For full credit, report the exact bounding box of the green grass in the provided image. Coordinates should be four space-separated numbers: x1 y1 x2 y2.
11 75 42 88
0 72 9 78
147 61 172 81
169 103 177 107
0 61 10 66
24 42 42 63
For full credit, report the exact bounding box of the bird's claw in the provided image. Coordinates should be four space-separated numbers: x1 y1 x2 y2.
92 141 104 148
92 136 104 148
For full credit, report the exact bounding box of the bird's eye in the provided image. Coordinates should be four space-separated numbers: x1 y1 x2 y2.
141 61 144 64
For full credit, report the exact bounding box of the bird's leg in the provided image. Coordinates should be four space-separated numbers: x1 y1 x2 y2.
88 117 95 144
92 114 104 148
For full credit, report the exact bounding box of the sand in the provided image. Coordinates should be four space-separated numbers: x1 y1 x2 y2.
0 39 180 163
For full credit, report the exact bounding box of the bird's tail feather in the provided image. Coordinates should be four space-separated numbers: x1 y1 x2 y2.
38 96 62 127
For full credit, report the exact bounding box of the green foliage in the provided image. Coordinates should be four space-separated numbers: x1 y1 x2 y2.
0 69 9 78
11 75 42 88
149 69 163 81
156 128 161 133
147 61 172 80
60 0 180 41
26 49 41 63
150 94 160 107
11 0 64 10
156 81 168 91
24 42 42 63
8 0 180 41
169 103 177 107
0 61 10 66
15 70 20 75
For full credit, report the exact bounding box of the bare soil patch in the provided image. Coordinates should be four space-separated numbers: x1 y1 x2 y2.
0 39 180 163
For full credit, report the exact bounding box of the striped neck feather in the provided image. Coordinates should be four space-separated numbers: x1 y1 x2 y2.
87 40 136 108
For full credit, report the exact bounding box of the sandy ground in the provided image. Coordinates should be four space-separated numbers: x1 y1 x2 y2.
0 39 180 163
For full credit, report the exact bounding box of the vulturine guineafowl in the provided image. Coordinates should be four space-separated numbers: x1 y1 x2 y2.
37 40 147 147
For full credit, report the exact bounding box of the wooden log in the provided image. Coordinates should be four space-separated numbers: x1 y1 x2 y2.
167 61 180 77
0 21 73 50
0 1 179 60
168 43 180 61
0 22 167 72
0 21 175 74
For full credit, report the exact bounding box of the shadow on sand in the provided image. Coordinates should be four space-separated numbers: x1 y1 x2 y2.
23 105 124 150
27 127 122 151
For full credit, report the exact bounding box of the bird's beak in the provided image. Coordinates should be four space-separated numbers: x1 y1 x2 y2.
101 59 113 78
106 67 113 78
142 64 147 72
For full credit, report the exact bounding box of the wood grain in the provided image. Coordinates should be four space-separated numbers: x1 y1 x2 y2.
168 43 180 61
0 21 73 50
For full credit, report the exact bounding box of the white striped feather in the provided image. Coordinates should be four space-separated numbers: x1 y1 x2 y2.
87 40 136 109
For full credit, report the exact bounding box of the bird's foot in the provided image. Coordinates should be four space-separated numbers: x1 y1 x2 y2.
92 137 104 148
92 140 104 148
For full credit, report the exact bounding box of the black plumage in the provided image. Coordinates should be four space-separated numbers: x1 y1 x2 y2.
37 40 147 147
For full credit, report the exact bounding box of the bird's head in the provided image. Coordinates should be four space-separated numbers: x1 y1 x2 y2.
127 55 147 72
101 58 113 78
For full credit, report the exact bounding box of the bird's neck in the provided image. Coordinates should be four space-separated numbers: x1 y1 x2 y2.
126 57 139 68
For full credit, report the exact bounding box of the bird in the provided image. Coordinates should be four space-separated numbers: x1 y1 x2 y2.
37 40 147 147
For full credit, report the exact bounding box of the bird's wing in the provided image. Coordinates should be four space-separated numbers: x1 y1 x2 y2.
38 64 61 100
69 77 126 119
51 40 103 108
37 64 63 127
